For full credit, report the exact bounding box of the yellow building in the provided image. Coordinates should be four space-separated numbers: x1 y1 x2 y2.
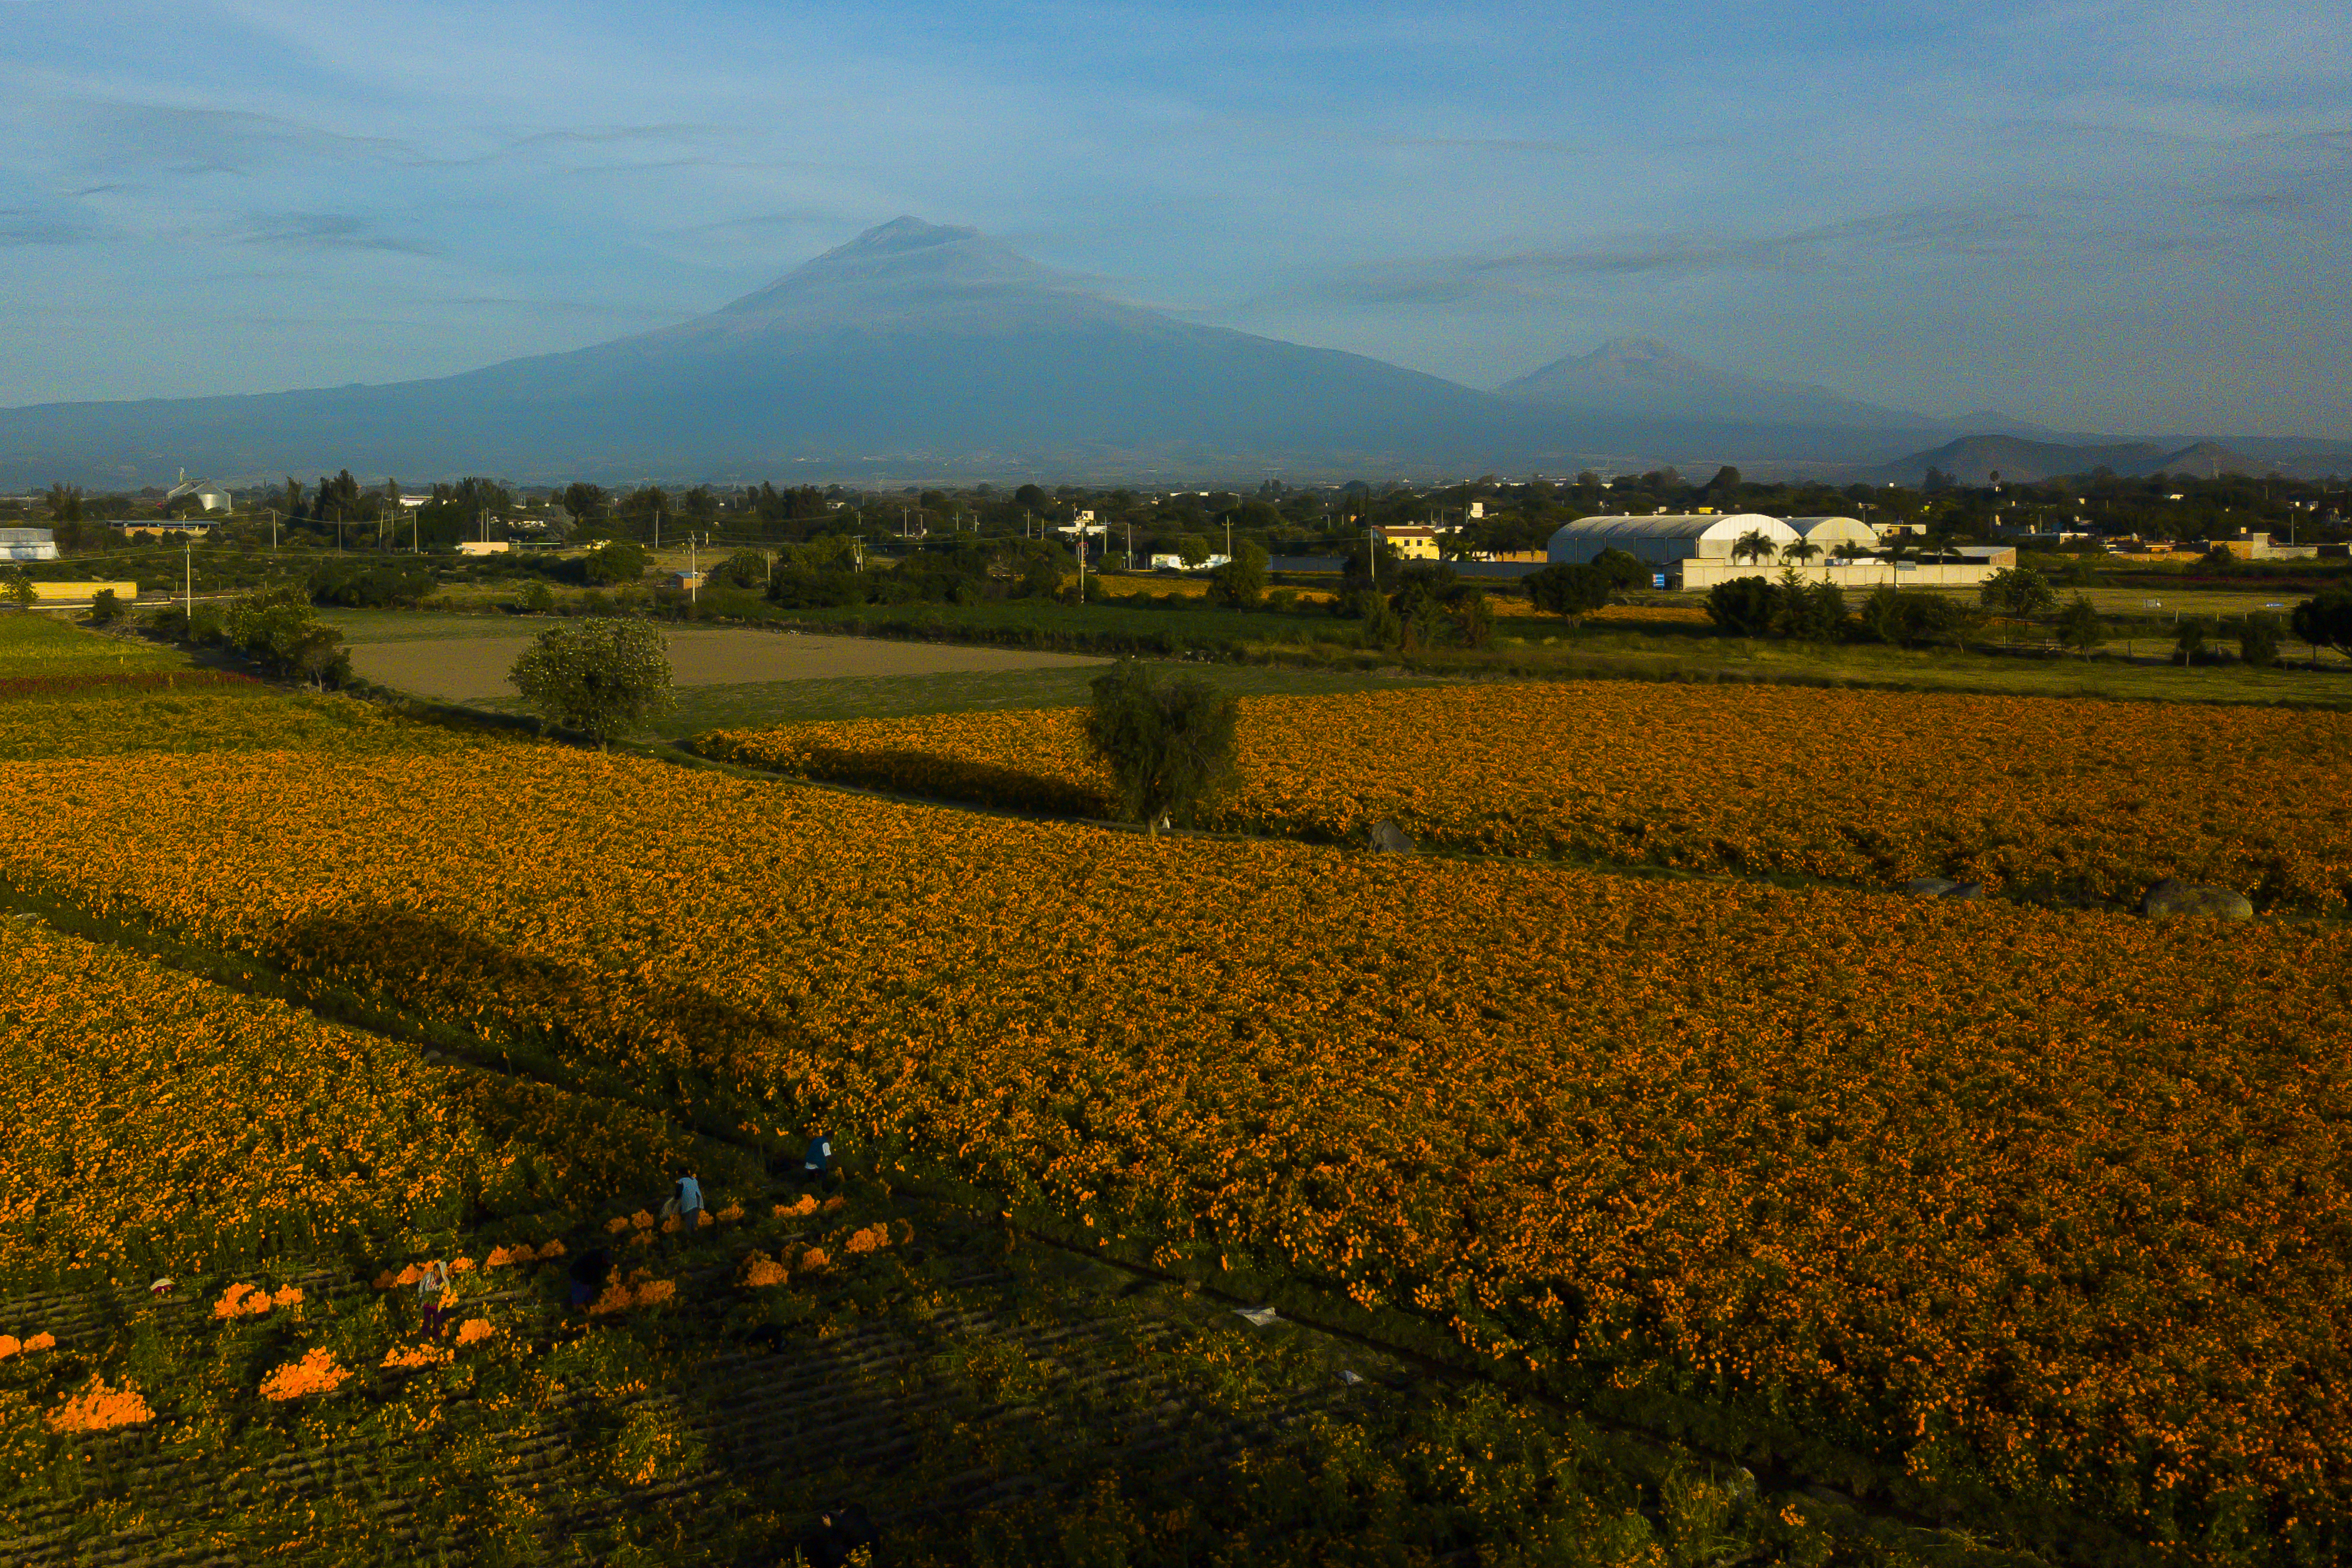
1375 524 1441 561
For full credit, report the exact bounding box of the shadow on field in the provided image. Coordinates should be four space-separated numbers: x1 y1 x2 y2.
273 905 806 1146
760 745 1109 818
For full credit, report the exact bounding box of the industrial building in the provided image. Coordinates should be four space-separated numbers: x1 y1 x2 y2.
1546 513 1799 569
1786 516 1881 556
0 527 59 561
1547 511 2003 590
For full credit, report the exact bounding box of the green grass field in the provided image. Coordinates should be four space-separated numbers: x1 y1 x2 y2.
0 614 193 674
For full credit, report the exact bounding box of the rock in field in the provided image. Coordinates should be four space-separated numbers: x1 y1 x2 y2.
1368 817 1418 854
2140 878 2254 921
1943 881 1985 900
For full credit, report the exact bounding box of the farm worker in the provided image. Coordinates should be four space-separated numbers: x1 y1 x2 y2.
801 1135 833 1183
674 1166 705 1232
417 1260 450 1336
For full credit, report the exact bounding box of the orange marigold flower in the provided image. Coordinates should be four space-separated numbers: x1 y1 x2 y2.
381 1342 452 1370
260 1348 350 1402
453 1318 495 1346
47 1377 153 1433
844 1222 891 1255
741 1252 788 1288
212 1282 271 1319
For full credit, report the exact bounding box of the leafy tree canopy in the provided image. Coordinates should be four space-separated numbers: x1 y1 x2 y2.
509 618 673 748
1083 660 1240 835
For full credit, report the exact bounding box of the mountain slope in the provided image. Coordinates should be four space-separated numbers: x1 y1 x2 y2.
1867 434 2167 485
0 218 1587 485
1500 337 1942 430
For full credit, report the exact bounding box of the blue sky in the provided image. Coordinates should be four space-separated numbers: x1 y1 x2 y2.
2 0 2346 435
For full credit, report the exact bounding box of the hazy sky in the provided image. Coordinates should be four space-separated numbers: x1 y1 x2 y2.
2 1 2346 435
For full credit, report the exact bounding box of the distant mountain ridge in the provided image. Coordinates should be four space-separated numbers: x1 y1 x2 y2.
1499 337 2062 442
0 219 2342 486
1866 433 2352 485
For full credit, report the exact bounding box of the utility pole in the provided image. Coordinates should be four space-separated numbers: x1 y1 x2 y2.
268 509 278 554
183 537 192 620
335 510 343 553
690 533 700 613
1076 523 1086 602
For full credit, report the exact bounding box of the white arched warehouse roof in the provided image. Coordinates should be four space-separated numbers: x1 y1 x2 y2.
1546 512 1799 567
1787 515 1880 552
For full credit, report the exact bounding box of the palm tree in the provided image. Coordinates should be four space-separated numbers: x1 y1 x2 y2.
1783 539 1823 566
1731 529 1779 567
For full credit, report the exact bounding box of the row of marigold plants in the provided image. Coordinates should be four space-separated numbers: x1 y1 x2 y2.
0 920 701 1288
0 724 2347 1557
693 682 2352 907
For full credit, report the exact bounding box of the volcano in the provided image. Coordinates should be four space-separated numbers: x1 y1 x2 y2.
0 218 1589 485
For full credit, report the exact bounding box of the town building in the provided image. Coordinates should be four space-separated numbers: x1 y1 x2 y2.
1374 524 1441 561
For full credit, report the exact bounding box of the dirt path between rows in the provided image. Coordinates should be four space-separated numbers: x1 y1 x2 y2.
346 626 1103 703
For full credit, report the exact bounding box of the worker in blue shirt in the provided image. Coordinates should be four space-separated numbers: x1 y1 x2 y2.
673 1166 704 1235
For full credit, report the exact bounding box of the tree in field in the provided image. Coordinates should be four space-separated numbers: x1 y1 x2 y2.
1208 540 1269 608
44 482 83 523
1730 529 1779 566
582 541 649 586
2173 617 2215 666
1525 563 1612 620
1448 588 1494 648
1980 566 2056 616
1175 534 1211 569
1083 659 1240 835
7 570 34 611
509 618 673 749
1782 538 1822 566
1591 549 1648 590
2056 594 2104 656
2291 587 2352 660
2239 613 2281 668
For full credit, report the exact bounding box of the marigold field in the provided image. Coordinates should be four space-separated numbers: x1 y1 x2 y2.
696 683 2352 907
4 680 2350 1559
0 913 693 1286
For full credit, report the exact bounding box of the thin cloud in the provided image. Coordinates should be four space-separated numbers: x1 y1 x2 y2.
0 208 109 246
69 102 413 174
1281 207 2063 306
407 123 737 168
232 212 436 256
